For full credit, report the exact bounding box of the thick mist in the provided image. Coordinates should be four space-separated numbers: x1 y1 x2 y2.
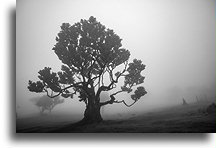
17 0 215 119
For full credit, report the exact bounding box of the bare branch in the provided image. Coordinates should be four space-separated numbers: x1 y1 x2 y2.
113 100 137 107
100 92 138 107
44 81 84 98
44 88 61 98
100 94 116 106
101 71 105 86
111 90 124 96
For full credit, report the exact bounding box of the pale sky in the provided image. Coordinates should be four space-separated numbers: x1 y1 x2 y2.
17 0 215 117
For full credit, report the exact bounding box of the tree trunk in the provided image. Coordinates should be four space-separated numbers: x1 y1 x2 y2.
79 97 103 125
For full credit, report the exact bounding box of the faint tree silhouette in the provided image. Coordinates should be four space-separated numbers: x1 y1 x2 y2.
28 16 147 124
30 95 64 114
182 98 188 105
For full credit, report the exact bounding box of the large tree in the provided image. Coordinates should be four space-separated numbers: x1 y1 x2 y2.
28 16 147 124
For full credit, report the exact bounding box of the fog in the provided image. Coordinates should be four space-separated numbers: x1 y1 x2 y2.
17 0 215 119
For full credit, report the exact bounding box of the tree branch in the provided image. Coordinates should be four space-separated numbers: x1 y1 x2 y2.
44 82 83 98
100 94 116 106
44 88 61 98
111 90 124 96
113 100 137 107
100 93 138 107
100 82 141 107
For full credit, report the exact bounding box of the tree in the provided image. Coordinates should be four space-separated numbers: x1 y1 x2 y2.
182 98 188 105
30 95 64 114
28 16 147 124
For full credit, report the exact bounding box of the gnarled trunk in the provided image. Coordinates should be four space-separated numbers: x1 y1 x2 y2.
79 97 103 125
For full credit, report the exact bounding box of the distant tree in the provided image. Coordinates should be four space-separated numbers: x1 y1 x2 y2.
28 16 147 124
30 96 64 114
182 98 188 105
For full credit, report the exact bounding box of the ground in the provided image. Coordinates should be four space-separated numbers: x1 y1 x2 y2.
16 101 216 133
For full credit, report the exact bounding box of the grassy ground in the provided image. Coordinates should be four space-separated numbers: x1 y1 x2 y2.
16 102 215 133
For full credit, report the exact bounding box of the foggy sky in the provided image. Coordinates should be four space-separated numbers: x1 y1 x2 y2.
17 0 215 117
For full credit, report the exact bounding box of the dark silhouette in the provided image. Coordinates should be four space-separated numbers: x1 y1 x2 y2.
198 103 216 115
206 103 216 114
182 98 188 105
28 16 147 124
30 96 64 114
